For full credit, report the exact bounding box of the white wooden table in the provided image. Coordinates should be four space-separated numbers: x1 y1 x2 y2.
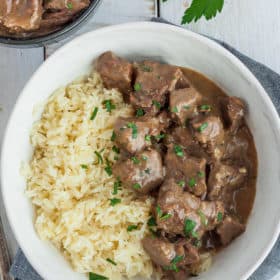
0 0 280 276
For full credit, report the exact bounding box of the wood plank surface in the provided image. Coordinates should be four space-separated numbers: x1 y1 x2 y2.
160 0 280 74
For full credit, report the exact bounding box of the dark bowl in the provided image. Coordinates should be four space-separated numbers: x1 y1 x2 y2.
0 0 102 48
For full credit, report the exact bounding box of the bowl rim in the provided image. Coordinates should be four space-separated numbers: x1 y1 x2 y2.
0 0 101 48
1 21 280 279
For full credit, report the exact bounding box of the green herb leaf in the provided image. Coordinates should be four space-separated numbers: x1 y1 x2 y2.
134 83 142 92
197 210 208 226
136 108 145 117
154 133 165 140
197 171 205 178
112 146 120 154
184 219 197 237
144 168 151 174
188 178 197 188
142 155 148 161
103 99 116 113
181 0 224 24
105 159 112 176
147 216 157 227
132 183 141 190
106 258 117 266
90 107 98 120
171 255 184 265
197 122 208 132
156 205 162 217
111 131 116 141
177 180 185 187
127 122 138 139
152 100 161 109
81 164 88 169
131 156 140 164
160 213 172 220
183 105 190 110
109 198 121 206
145 135 151 142
89 272 108 280
200 104 212 112
174 145 184 157
113 177 122 195
66 2 73 9
94 151 103 164
127 224 138 232
217 212 223 222
171 106 179 113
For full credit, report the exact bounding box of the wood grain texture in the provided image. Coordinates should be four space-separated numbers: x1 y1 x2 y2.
160 0 280 74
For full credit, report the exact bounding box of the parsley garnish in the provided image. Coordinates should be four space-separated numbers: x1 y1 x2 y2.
198 210 208 226
147 216 157 227
197 122 208 132
171 106 178 113
145 135 151 142
111 131 116 141
94 151 103 164
144 168 151 174
184 219 197 238
134 83 142 92
152 100 161 109
112 146 120 154
103 100 116 113
89 272 108 280
156 205 162 217
200 104 212 112
81 164 88 169
142 155 148 161
90 107 98 120
154 133 165 140
106 258 117 266
132 183 141 189
160 213 172 220
217 212 223 222
113 177 122 195
127 122 138 139
181 0 225 24
177 180 185 187
183 105 190 110
127 224 138 232
136 108 145 117
188 178 197 188
197 171 205 178
109 198 121 206
105 159 112 176
174 145 184 157
66 2 73 9
131 156 140 164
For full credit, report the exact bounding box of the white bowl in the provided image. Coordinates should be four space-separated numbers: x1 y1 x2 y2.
1 22 280 280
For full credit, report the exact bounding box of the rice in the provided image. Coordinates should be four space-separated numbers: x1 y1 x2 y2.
24 72 155 279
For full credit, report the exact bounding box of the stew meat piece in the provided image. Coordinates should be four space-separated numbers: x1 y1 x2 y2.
208 163 248 200
113 149 164 194
96 51 133 101
130 61 190 115
0 0 43 32
113 115 168 154
165 145 207 197
44 0 90 11
216 216 246 245
156 179 224 236
169 87 202 125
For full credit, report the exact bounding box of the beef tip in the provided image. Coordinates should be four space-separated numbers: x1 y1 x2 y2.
216 216 245 245
221 96 246 132
40 9 74 30
113 116 167 154
113 149 164 194
165 145 207 197
169 87 202 125
130 61 190 115
142 237 177 267
0 0 42 32
96 52 133 101
156 179 224 236
191 116 224 156
44 0 90 11
208 163 248 200
175 240 200 265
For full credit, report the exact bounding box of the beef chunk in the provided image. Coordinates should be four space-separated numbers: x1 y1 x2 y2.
170 87 202 125
113 149 164 194
96 52 133 101
165 145 207 197
191 116 224 155
221 96 246 132
0 0 43 32
44 0 89 11
41 9 74 30
208 163 248 200
156 179 224 236
113 116 167 154
216 216 245 245
130 61 190 115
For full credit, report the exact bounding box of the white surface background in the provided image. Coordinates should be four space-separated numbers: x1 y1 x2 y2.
0 0 279 277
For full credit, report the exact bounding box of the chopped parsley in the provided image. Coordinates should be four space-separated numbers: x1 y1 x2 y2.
111 131 116 141
134 83 142 92
184 219 197 238
183 105 190 110
188 178 197 188
103 99 116 113
197 171 205 178
127 122 138 139
147 216 157 227
81 164 88 169
144 168 151 174
197 122 208 132
132 183 141 190
174 145 184 157
105 159 112 176
200 104 212 112
94 151 103 164
66 2 73 9
171 106 179 113
198 210 208 226
127 224 138 232
177 180 185 187
154 133 165 140
90 107 98 120
113 177 122 195
109 198 121 206
136 108 145 117
131 156 140 164
145 135 151 142
163 255 184 272
152 100 161 109
217 212 223 222
112 146 120 154
160 213 172 220
106 258 117 266
89 272 108 280
142 155 148 161
156 205 162 217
